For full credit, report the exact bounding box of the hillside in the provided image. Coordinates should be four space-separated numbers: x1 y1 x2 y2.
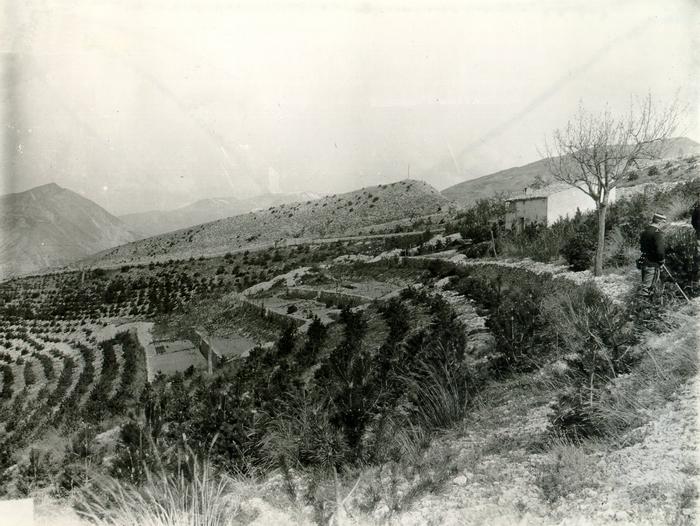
83 179 448 268
441 137 700 206
0 183 136 279
7 247 694 526
120 191 321 238
0 191 697 524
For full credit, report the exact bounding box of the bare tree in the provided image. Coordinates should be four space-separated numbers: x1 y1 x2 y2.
543 95 680 276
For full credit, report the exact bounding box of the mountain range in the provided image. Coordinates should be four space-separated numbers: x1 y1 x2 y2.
4 137 699 277
120 192 321 238
0 184 136 278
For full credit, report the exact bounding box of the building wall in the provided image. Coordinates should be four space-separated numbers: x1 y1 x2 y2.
505 197 547 230
546 186 616 225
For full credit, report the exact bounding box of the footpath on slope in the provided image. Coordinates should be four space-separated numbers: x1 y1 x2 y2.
385 376 697 526
409 250 636 303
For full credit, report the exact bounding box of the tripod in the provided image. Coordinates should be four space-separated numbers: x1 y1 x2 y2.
660 264 691 304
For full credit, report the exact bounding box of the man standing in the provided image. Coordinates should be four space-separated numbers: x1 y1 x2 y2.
692 200 700 291
639 212 666 297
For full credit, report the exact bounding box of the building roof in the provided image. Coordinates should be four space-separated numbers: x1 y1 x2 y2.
507 182 577 201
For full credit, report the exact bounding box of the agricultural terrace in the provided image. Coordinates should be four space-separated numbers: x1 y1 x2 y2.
0 233 452 472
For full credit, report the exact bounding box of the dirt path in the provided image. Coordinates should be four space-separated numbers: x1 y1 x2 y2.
410 251 636 303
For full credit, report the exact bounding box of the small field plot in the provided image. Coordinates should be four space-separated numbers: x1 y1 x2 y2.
208 334 257 359
153 339 196 355
258 296 337 325
151 347 206 375
311 279 401 299
330 260 422 285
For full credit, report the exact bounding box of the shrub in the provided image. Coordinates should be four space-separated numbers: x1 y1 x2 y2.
663 226 696 290
603 226 635 267
259 396 349 470
445 198 508 244
541 284 636 438
1 364 15 399
400 344 470 431
561 232 595 271
500 219 579 263
15 449 55 496
593 306 698 438
451 266 553 372
663 194 696 222
23 362 36 386
536 436 600 502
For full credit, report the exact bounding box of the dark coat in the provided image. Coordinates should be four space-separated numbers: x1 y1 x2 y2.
692 204 700 236
640 224 665 264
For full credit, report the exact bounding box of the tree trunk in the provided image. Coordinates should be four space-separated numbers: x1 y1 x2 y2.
594 203 607 276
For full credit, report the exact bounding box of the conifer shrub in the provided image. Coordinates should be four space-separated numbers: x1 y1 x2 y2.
540 283 636 438
561 232 595 271
451 266 557 373
663 226 696 289
499 220 578 263
448 264 641 439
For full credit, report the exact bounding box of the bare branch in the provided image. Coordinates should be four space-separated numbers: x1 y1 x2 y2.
542 94 680 276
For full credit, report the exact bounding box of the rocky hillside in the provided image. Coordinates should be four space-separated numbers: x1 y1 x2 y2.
442 137 700 206
121 192 321 238
0 183 136 279
83 179 448 267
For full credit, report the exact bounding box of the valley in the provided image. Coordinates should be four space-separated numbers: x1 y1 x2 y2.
1 152 698 526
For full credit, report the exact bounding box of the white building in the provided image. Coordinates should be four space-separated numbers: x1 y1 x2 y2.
504 183 616 231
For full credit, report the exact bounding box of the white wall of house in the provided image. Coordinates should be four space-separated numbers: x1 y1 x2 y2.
546 186 616 225
505 185 617 229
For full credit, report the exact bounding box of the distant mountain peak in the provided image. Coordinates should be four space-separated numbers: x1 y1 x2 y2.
0 183 135 278
29 182 63 194
1 182 64 199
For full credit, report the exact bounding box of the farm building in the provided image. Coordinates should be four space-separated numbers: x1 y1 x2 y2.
504 183 616 231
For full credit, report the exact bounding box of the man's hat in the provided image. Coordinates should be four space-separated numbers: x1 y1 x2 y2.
652 212 667 222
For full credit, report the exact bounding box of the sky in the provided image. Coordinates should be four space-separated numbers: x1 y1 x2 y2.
1 0 698 215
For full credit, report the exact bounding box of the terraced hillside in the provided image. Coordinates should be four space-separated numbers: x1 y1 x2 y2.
0 256 249 460
0 292 148 459
82 179 448 268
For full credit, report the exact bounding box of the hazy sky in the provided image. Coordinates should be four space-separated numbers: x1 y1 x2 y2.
1 0 698 215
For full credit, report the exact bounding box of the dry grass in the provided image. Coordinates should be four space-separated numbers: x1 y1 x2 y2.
594 305 698 441
536 434 600 502
75 460 241 526
400 344 471 431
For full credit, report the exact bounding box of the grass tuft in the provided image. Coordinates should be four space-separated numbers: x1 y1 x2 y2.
75 459 239 526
